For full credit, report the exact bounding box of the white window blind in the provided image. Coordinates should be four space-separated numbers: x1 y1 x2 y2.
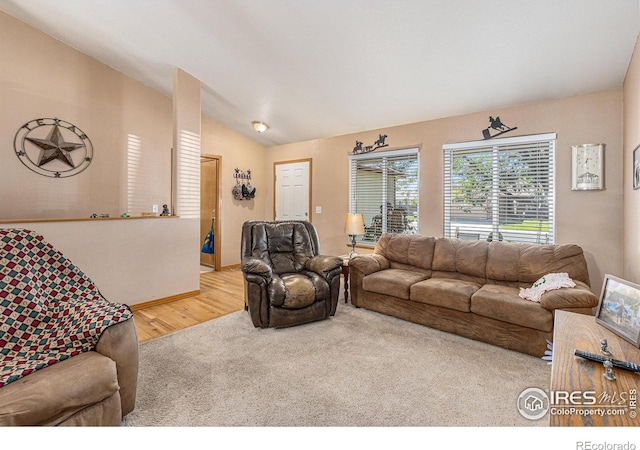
443 133 556 244
349 148 419 244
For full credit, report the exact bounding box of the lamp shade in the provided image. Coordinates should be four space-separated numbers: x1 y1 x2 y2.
345 213 365 235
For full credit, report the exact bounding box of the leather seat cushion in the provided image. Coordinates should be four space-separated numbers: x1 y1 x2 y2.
362 269 429 300
0 351 119 426
410 278 481 312
280 273 317 309
471 284 553 332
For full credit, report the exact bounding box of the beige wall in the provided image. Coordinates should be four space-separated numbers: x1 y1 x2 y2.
200 115 268 268
624 34 640 285
0 11 269 305
267 89 624 294
4 218 198 306
0 12 172 220
0 12 200 306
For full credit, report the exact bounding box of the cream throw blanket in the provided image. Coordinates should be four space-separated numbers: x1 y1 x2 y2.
519 272 576 302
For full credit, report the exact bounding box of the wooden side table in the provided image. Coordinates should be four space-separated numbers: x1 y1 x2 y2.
339 255 350 303
550 310 640 426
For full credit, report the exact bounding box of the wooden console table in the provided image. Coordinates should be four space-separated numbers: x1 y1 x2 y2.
550 310 640 426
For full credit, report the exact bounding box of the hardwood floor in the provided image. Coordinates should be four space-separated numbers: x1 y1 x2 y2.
132 269 245 343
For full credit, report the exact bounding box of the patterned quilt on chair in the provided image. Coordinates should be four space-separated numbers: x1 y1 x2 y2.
0 229 133 387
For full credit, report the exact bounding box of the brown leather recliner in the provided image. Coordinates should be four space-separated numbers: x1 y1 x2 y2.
241 220 343 328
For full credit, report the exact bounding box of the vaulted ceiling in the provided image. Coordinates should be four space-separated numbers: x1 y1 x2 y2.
1 0 638 146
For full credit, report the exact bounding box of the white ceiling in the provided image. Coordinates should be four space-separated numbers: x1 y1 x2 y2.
1 0 639 147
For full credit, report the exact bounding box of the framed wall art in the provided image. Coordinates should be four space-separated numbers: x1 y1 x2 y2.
595 274 640 347
634 144 640 190
571 143 604 190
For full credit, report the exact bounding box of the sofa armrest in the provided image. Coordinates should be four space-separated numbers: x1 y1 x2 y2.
348 253 390 275
347 254 390 307
241 257 273 280
539 281 599 312
95 318 139 417
305 255 343 280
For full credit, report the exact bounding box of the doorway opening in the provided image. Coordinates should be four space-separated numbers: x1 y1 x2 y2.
200 154 221 271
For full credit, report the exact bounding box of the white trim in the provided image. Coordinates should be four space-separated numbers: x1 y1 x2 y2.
349 146 419 161
442 133 557 151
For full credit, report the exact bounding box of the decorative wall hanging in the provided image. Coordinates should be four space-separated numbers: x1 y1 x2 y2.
233 168 255 200
352 134 389 154
481 116 517 140
633 144 640 190
571 143 604 190
13 118 93 178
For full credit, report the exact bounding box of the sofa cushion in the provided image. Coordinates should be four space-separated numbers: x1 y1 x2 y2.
362 269 428 300
432 239 488 280
538 280 599 312
485 241 591 286
410 278 481 312
265 222 315 273
374 234 436 270
471 284 553 332
0 351 119 426
269 273 318 309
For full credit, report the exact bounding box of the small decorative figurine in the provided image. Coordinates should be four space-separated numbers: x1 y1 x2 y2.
481 116 518 140
600 338 612 356
603 359 616 381
374 134 388 148
160 204 170 216
120 213 129 218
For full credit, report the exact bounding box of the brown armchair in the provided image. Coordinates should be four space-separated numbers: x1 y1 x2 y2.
240 220 343 328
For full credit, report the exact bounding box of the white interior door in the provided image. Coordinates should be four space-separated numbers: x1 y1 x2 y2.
275 160 310 221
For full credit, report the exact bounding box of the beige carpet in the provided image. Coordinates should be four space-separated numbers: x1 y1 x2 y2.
122 304 551 427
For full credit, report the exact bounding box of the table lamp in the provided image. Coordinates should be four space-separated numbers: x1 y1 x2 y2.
345 213 365 258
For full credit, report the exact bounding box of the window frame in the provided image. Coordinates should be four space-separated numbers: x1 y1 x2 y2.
349 147 420 246
443 133 556 244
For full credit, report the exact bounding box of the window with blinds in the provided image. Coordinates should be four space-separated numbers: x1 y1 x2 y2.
349 147 419 244
443 133 556 244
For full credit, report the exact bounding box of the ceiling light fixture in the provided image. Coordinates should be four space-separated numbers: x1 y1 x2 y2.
252 121 269 133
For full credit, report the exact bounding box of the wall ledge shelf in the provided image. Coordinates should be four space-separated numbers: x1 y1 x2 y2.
0 215 179 225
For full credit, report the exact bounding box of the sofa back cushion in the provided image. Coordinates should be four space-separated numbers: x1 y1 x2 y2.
485 241 591 287
372 234 591 288
241 221 319 274
431 238 489 282
374 233 436 273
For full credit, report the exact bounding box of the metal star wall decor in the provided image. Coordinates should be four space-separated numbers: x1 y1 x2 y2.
14 118 93 178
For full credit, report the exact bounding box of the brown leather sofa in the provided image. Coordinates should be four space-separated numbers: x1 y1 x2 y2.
241 220 343 328
0 317 138 426
349 233 599 356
